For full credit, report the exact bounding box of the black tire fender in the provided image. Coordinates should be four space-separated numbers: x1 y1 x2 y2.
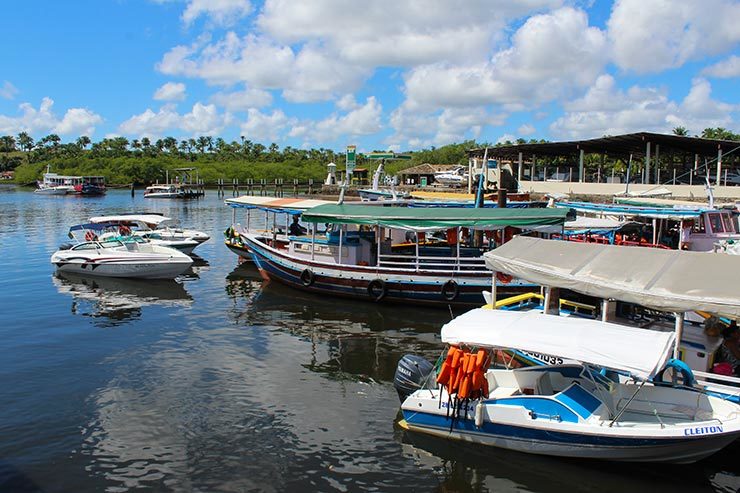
367 279 387 301
300 269 315 287
441 279 459 301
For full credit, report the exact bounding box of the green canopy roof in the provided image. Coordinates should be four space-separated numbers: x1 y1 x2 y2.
301 204 570 230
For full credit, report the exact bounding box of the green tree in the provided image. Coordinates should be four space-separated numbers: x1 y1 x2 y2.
672 126 689 136
0 135 16 152
17 132 34 152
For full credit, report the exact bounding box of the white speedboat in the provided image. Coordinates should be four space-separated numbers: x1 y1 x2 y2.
395 309 740 463
434 166 468 187
143 184 184 198
89 214 210 245
51 228 192 279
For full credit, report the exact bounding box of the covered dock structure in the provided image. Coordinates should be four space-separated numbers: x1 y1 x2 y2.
469 132 740 190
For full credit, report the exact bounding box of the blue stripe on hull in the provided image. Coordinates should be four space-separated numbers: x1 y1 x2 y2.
402 410 687 447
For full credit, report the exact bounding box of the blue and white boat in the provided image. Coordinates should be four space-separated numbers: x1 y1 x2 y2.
481 236 740 403
395 308 740 463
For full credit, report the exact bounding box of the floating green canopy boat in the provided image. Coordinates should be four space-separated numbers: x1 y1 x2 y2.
301 204 571 230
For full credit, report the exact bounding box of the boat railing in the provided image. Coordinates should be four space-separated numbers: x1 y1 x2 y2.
378 253 487 272
487 292 598 316
693 370 740 394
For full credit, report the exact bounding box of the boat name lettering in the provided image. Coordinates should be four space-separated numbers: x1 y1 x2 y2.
684 426 723 436
440 401 476 412
521 351 563 365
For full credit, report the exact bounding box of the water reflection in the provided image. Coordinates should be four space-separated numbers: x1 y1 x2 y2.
53 272 192 326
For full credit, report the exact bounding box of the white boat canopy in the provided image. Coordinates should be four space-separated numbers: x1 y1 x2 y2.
442 309 675 380
484 236 740 320
89 214 171 226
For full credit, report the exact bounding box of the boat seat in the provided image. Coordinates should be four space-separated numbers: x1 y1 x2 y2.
535 373 554 396
488 387 520 398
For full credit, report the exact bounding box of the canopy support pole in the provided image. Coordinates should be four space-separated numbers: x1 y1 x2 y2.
456 227 460 270
246 209 250 230
716 147 723 185
232 208 236 226
578 149 584 183
376 226 381 267
652 218 657 245
338 225 343 264
610 380 646 426
544 287 559 315
311 223 316 260
673 312 684 360
490 272 497 308
415 232 420 271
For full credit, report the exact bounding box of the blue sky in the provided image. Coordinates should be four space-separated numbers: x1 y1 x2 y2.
1 0 739 153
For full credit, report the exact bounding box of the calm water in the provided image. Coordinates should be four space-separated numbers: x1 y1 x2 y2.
0 185 737 493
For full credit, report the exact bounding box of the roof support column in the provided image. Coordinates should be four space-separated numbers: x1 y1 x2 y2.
716 146 723 185
517 152 523 184
655 144 660 184
578 149 584 183
645 141 651 185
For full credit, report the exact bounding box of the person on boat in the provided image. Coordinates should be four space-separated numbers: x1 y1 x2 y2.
679 220 694 250
288 215 307 236
715 322 740 376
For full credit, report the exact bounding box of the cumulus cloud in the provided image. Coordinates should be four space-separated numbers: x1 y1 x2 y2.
210 86 272 111
1 81 18 100
608 0 740 73
401 7 607 110
153 82 187 101
702 55 740 78
239 108 294 142
389 105 506 149
118 102 231 137
182 0 253 26
288 96 382 144
550 75 736 139
258 0 564 66
0 97 103 136
157 34 370 102
157 1 568 103
518 123 536 136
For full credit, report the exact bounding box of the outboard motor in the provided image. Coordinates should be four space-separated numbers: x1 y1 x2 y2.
393 354 435 402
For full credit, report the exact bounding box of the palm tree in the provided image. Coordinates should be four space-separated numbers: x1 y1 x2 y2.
141 137 151 150
0 135 16 152
131 139 142 152
196 136 209 154
76 135 91 150
17 132 34 152
672 126 689 136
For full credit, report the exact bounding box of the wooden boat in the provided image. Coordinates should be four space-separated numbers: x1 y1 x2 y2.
238 204 570 306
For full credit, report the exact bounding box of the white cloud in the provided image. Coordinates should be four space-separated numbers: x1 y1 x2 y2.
157 34 370 102
289 97 383 144
118 102 231 137
258 0 564 66
0 97 103 136
210 87 272 111
153 82 187 101
518 123 536 136
182 0 253 26
401 7 607 110
496 133 517 144
608 0 740 73
157 1 568 103
240 108 293 141
1 81 18 100
54 108 104 136
389 105 506 149
550 76 737 139
702 55 740 78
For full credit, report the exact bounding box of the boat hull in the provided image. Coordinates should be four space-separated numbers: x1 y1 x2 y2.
401 412 738 463
245 235 533 306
